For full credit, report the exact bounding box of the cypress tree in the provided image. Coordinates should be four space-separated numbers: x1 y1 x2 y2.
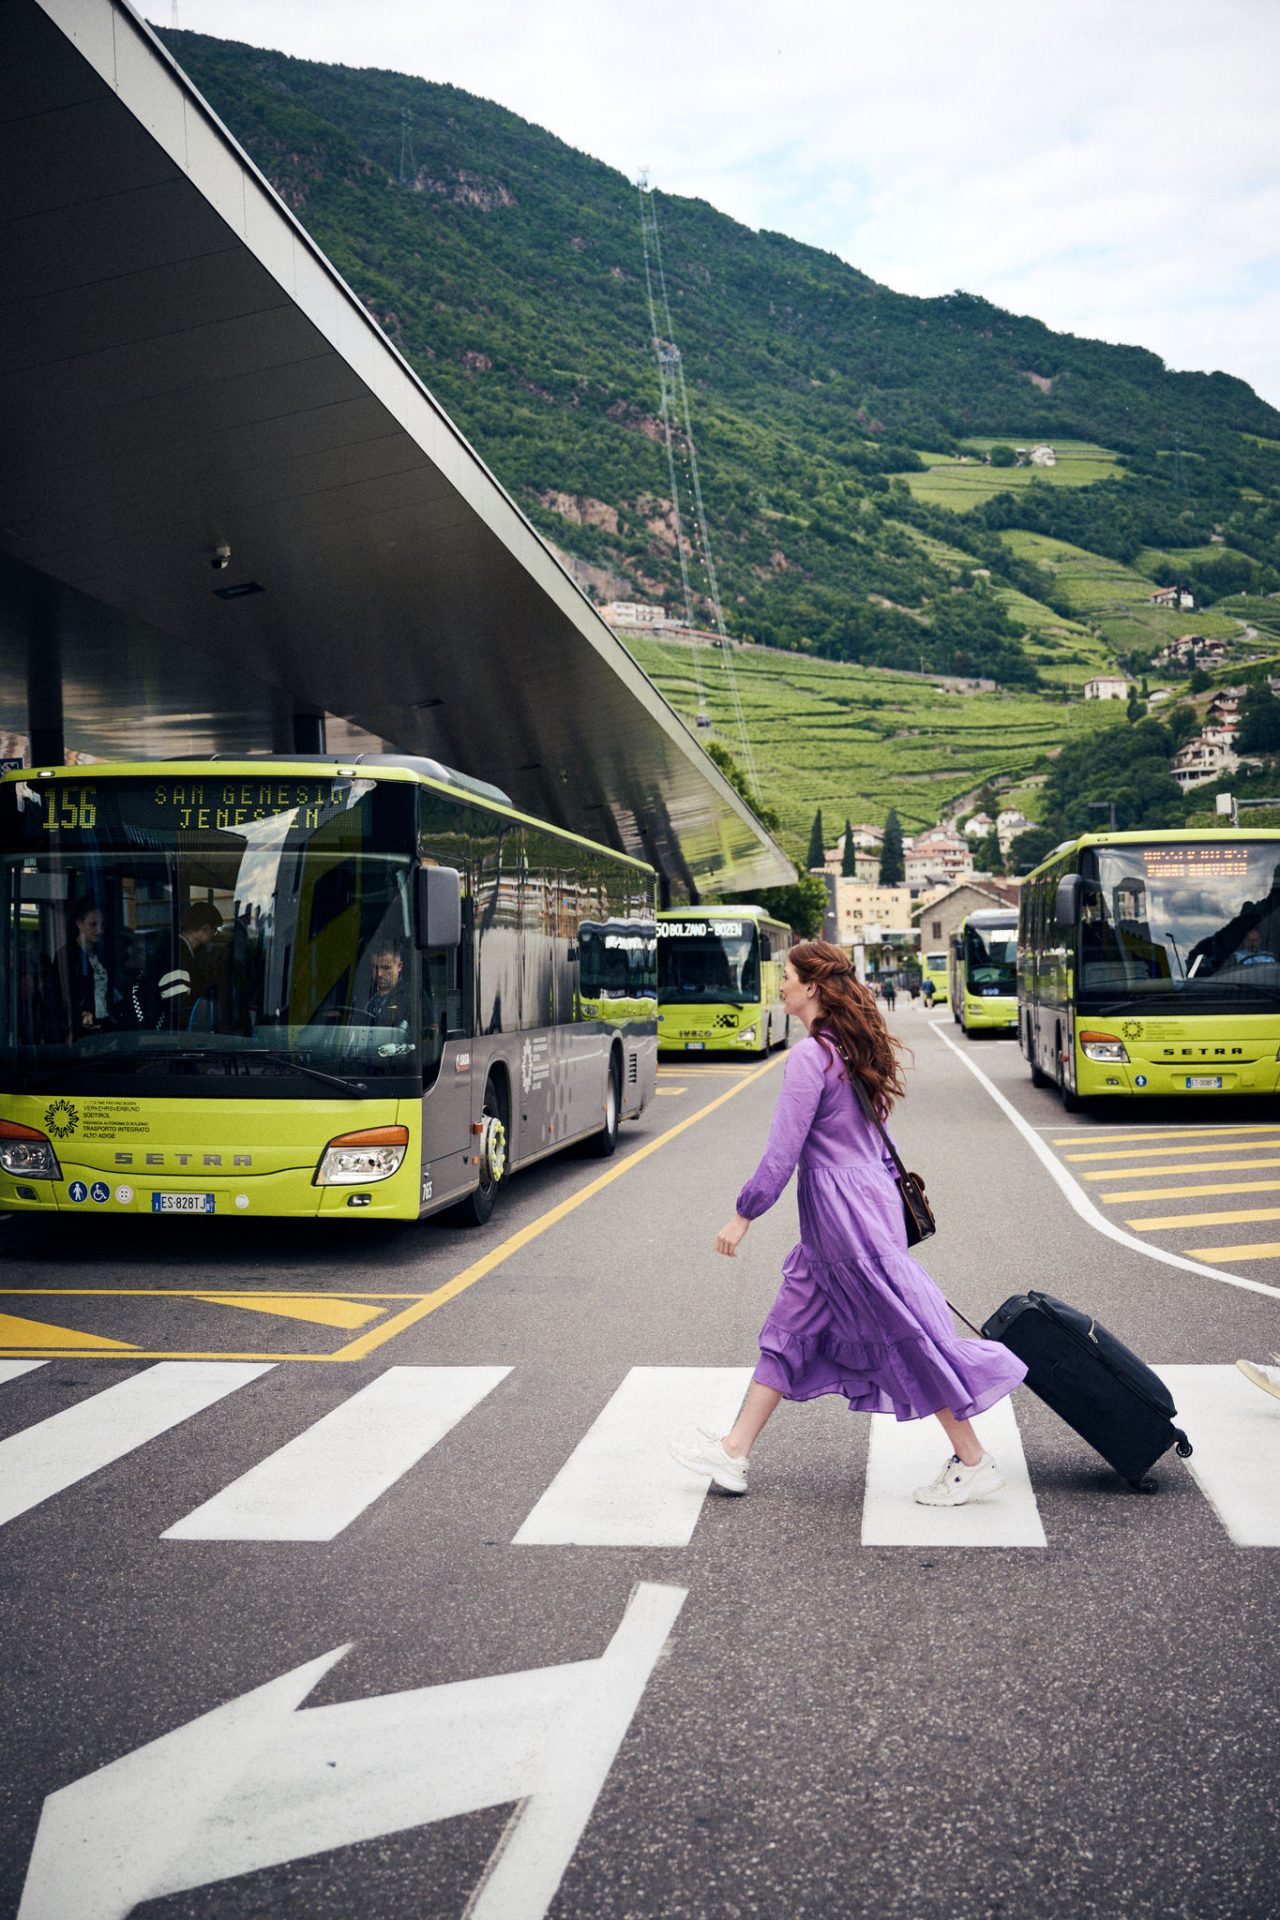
879 808 905 886
841 818 857 876
806 808 826 871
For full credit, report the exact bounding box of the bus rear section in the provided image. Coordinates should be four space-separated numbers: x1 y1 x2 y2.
0 759 658 1225
656 907 790 1054
922 950 949 1007
950 911 1018 1034
1019 832 1280 1107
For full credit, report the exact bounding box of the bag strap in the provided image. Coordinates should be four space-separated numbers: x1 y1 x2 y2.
847 1063 985 1341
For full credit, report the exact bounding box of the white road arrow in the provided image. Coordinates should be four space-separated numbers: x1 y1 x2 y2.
18 1582 687 1920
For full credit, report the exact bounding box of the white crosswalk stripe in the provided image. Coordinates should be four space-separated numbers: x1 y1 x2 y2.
1155 1365 1280 1546
163 1366 511 1541
861 1395 1047 1548
0 1360 46 1387
0 1361 272 1529
513 1366 755 1547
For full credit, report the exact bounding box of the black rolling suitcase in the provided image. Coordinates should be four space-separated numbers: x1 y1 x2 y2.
981 1290 1193 1492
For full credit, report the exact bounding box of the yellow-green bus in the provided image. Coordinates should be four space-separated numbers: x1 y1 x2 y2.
0 757 658 1225
1019 830 1280 1111
949 909 1019 1034
921 948 949 1008
656 904 791 1054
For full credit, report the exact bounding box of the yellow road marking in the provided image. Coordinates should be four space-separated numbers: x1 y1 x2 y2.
0 1312 136 1351
1052 1126 1280 1146
1100 1178 1280 1203
1065 1138 1280 1163
1126 1205 1280 1231
654 1088 687 1096
1084 1156 1280 1182
330 1051 784 1362
196 1293 383 1329
1185 1240 1280 1263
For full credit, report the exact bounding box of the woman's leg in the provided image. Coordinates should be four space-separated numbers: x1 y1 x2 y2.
934 1406 985 1467
723 1381 783 1458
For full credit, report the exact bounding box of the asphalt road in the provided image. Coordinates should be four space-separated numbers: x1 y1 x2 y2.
2 1015 1278 1920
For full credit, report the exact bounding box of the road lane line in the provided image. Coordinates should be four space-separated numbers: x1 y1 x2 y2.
163 1366 511 1542
1083 1156 1280 1181
1065 1139 1280 1163
861 1398 1045 1548
1185 1240 1280 1263
1051 1127 1280 1146
1126 1206 1280 1231
513 1367 754 1546
1101 1179 1280 1203
0 1360 46 1387
332 1055 784 1360
1155 1366 1280 1546
0 1362 273 1529
929 1020 1280 1303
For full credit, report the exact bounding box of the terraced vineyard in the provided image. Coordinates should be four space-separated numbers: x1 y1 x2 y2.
626 635 1122 847
904 440 1122 512
997 531 1242 654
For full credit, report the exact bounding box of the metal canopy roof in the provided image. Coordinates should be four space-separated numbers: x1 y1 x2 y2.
0 0 792 899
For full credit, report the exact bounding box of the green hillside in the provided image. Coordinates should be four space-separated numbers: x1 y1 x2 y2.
158 28 1280 849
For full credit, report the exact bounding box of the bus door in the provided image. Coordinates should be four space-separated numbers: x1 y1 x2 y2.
418 887 474 1212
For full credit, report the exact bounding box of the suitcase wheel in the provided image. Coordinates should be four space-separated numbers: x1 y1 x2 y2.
1175 1438 1193 1459
1129 1475 1160 1494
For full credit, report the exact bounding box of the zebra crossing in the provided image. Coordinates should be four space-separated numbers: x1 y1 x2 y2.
1 1360 1277 1549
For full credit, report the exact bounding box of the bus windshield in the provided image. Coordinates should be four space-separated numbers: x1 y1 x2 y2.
965 923 1017 993
1079 843 1280 1004
0 774 420 1092
657 918 761 1004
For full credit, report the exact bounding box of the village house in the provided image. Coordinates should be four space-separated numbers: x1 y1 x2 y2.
1170 737 1239 791
599 601 665 627
961 811 995 839
1084 676 1132 701
1028 443 1057 467
995 807 1031 853
821 877 915 947
905 827 972 886
912 879 1022 953
1149 586 1195 610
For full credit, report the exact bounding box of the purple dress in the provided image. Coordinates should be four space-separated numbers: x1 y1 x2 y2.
736 1034 1027 1422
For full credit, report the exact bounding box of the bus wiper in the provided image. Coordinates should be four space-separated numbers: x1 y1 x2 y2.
246 1049 369 1095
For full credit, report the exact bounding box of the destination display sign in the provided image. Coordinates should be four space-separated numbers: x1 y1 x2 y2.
657 920 745 940
26 778 352 838
1140 845 1252 882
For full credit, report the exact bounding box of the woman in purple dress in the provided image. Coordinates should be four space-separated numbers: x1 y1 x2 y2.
669 939 1027 1507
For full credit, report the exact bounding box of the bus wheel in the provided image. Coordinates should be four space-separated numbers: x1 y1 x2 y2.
1056 1042 1082 1114
453 1076 509 1227
586 1056 621 1157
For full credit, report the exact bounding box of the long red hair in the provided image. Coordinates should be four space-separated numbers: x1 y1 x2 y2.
788 939 909 1117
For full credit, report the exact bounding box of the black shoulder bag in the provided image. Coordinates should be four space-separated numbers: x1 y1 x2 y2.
850 1073 937 1248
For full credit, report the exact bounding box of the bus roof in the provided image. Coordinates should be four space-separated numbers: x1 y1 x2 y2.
961 908 1019 928
0 756 655 875
1022 827 1280 884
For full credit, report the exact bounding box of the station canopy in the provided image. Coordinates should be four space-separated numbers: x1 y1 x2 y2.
0 0 793 900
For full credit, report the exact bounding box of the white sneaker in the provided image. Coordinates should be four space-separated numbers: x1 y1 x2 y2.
913 1450 1004 1507
668 1427 749 1494
1236 1359 1280 1403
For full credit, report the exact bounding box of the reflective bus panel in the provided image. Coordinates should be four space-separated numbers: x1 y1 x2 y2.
1018 831 1280 1108
0 760 657 1223
949 911 1018 1034
921 950 949 1007
656 905 791 1054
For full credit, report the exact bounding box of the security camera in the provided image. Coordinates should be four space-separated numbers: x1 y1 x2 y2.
211 543 232 571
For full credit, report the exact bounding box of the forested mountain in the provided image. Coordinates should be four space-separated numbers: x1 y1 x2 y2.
159 29 1280 836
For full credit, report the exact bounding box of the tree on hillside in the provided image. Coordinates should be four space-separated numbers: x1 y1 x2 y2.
879 809 905 886
807 809 826 871
972 828 1004 874
1041 718 1186 834
1236 684 1280 756
705 740 781 833
841 818 857 876
1007 825 1061 874
989 445 1017 467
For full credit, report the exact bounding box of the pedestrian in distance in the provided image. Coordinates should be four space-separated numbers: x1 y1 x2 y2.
882 976 897 1011
922 977 935 1010
669 939 1027 1506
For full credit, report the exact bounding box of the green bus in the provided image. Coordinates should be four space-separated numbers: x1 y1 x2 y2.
921 948 950 1008
1019 830 1280 1110
656 904 791 1055
949 909 1019 1034
0 757 658 1224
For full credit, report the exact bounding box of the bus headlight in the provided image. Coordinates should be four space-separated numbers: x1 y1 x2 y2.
738 1027 757 1046
314 1125 409 1185
0 1120 61 1180
1079 1031 1129 1063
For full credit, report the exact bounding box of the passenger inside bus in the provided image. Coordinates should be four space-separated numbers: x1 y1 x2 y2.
49 897 121 1039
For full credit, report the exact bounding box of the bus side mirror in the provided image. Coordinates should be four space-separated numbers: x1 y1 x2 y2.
1055 875 1083 929
415 866 461 950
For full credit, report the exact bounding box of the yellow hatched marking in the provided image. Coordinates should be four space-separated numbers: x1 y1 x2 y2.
0 1312 136 1351
1052 1126 1280 1147
1126 1206 1280 1231
1100 1179 1280 1203
654 1088 687 1096
1084 1156 1280 1182
1065 1138 1280 1163
195 1293 384 1329
1185 1240 1280 1263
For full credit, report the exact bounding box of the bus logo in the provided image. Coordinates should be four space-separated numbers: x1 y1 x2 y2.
44 1099 79 1139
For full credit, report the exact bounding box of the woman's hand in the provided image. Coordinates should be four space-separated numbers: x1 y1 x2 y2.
715 1213 751 1258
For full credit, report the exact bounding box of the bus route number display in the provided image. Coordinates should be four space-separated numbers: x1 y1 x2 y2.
1141 846 1251 881
38 779 349 836
657 921 744 939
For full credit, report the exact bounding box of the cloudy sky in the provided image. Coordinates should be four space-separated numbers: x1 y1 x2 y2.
166 0 1280 408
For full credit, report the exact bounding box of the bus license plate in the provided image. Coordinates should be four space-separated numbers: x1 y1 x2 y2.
685 1041 705 1050
151 1193 216 1213
1185 1076 1223 1090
